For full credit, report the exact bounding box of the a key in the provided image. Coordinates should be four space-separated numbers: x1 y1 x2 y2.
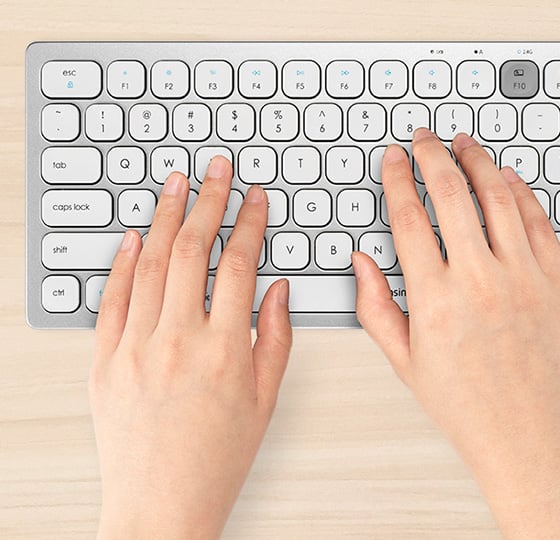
41 104 80 141
304 103 343 141
282 60 321 98
500 60 539 99
271 232 310 270
358 232 397 271
544 147 560 183
293 189 332 227
260 103 299 141
42 275 80 313
391 103 430 141
500 146 539 184
85 275 108 313
326 61 364 98
478 103 517 141
195 60 234 98
151 60 189 98
457 60 496 98
238 146 277 184
413 60 452 98
522 103 560 141
41 147 102 184
85 103 124 141
347 103 386 141
41 61 102 98
264 189 288 227
42 189 112 227
336 189 375 227
118 189 157 227
107 146 145 184
282 146 321 184
238 60 277 98
216 103 255 141
194 146 234 182
129 104 167 141
173 103 212 141
315 232 353 270
435 103 474 140
107 60 146 98
325 146 364 184
369 60 408 98
151 146 189 184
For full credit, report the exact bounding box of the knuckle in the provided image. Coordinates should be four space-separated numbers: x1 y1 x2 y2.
134 253 167 281
172 230 208 260
390 201 426 230
431 174 465 203
221 245 255 275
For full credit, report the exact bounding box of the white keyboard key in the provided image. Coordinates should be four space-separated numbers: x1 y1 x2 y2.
173 103 212 141
206 274 407 313
282 146 321 184
391 103 430 141
271 232 310 269
85 104 124 141
41 61 101 98
194 146 234 183
129 104 167 141
315 232 353 270
304 103 343 141
435 103 474 140
195 60 233 98
347 103 386 141
544 61 560 97
42 189 112 227
238 146 277 184
238 60 277 98
42 275 80 313
423 193 438 226
151 146 189 184
282 60 320 98
41 104 80 141
42 233 124 269
478 103 517 141
264 189 288 227
118 189 157 227
358 232 397 270
326 146 364 184
532 189 550 217
107 146 145 184
151 60 189 98
544 147 560 183
457 60 496 98
223 190 244 227
337 189 375 227
369 146 387 184
107 60 146 98
370 60 408 98
184 190 198 219
522 103 560 141
500 146 539 184
326 61 364 98
293 189 331 227
413 60 452 98
217 103 255 141
86 275 108 313
260 103 299 141
41 147 102 184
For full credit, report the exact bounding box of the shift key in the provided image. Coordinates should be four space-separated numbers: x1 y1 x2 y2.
42 233 124 269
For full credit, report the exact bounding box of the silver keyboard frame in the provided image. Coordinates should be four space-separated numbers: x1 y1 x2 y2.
26 41 560 328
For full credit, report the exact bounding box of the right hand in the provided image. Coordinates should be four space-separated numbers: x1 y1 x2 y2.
353 128 560 539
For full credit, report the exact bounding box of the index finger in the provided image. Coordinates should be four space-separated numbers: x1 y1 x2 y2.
412 128 489 263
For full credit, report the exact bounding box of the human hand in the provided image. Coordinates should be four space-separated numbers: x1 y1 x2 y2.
89 156 292 540
353 128 560 539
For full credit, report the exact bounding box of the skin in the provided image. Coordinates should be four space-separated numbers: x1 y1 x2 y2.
91 131 560 539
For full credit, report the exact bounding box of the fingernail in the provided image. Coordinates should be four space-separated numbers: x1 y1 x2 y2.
162 172 186 196
352 252 361 279
207 155 229 178
245 184 264 204
278 279 289 306
383 144 407 165
501 166 519 184
121 230 135 251
453 132 477 151
413 127 434 142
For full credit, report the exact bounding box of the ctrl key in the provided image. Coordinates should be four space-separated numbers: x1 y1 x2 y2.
41 275 80 313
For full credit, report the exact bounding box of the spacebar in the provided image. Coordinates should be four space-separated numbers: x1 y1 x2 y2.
206 275 407 313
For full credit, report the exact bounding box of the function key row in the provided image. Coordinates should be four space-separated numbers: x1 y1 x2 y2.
41 59 560 101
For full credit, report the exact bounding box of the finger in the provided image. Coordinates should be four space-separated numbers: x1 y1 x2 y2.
125 172 189 335
452 133 531 262
95 230 142 359
501 166 560 274
160 155 232 326
210 184 267 331
412 128 488 262
352 251 411 382
252 279 292 413
381 144 444 286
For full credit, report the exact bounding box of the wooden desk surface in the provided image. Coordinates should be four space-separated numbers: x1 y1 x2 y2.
2 1 558 537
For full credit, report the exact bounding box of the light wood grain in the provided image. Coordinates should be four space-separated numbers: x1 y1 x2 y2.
4 0 559 537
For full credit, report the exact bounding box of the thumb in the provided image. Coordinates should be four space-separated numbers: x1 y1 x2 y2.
352 251 411 382
253 279 292 413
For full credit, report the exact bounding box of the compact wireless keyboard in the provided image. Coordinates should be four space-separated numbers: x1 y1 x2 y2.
26 41 560 328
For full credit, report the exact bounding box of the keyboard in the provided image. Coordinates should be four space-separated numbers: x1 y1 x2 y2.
26 41 560 328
